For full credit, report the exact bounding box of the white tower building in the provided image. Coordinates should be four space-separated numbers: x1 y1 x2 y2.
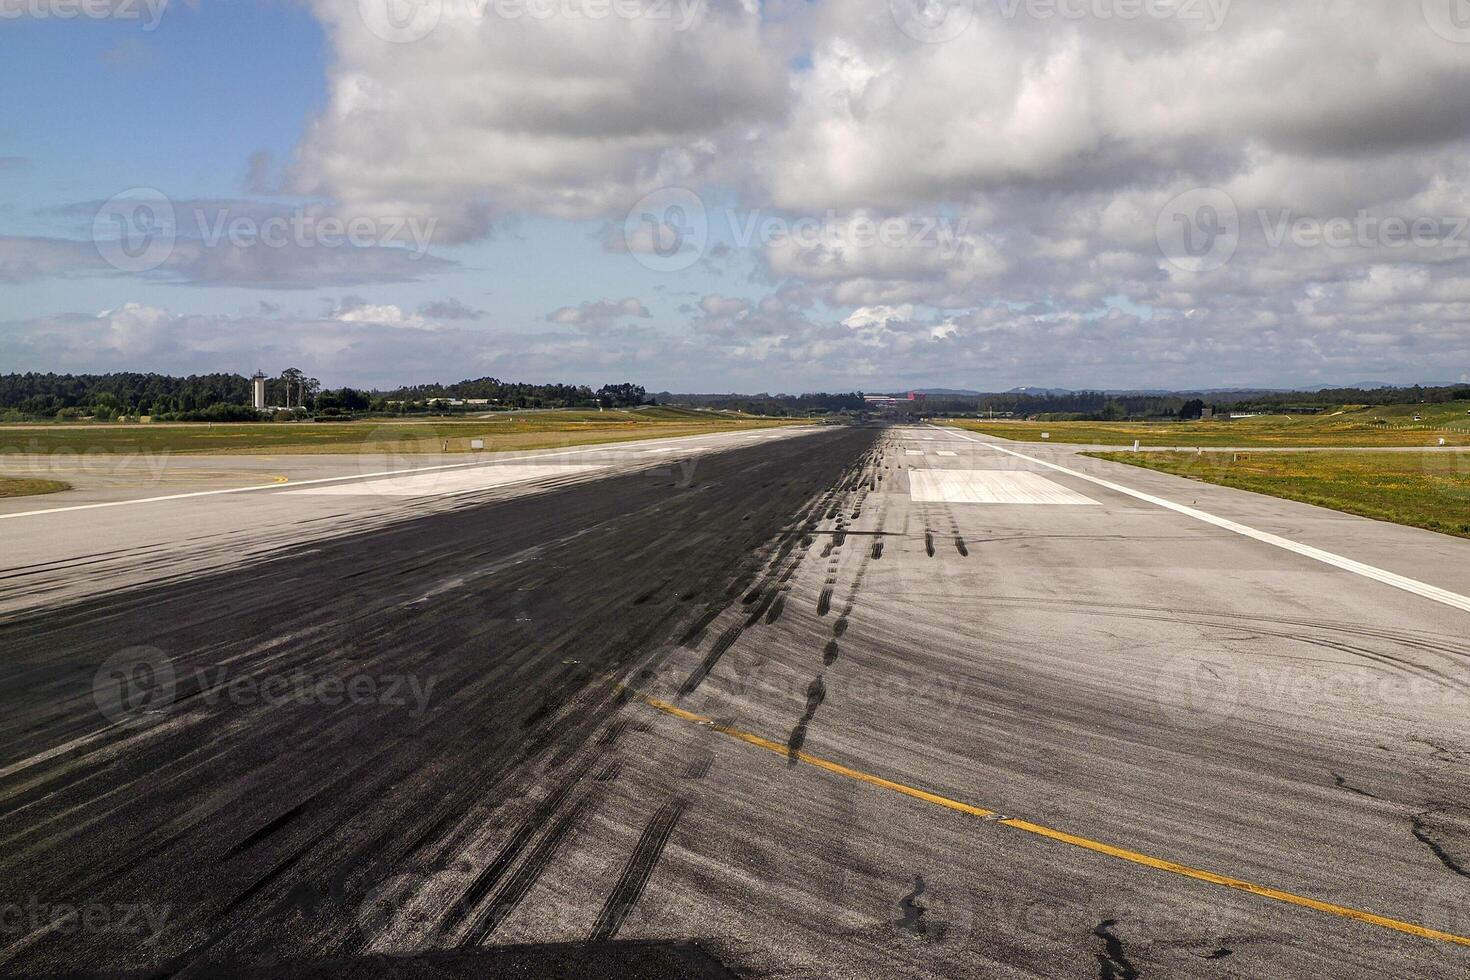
251 370 267 410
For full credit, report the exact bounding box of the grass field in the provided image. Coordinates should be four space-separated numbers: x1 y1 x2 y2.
0 408 807 456
0 476 71 498
1089 450 1470 538
945 401 1470 448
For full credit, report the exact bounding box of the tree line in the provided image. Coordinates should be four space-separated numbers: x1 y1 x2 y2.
2 373 1465 423
0 373 254 420
897 385 1470 421
660 392 867 416
385 378 648 409
0 372 651 420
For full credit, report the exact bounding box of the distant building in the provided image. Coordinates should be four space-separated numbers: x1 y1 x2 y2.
251 370 267 410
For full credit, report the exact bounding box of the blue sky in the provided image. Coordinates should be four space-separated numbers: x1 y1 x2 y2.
4 1 324 206
2 0 784 388
4 2 1470 391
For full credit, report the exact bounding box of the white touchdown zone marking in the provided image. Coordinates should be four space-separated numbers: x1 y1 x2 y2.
910 469 1098 505
944 427 1470 616
294 463 605 498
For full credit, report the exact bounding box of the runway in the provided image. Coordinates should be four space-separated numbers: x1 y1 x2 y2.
0 426 804 617
1 424 1468 978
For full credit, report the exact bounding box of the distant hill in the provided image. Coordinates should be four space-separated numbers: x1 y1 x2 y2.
1295 381 1459 392
1006 386 1075 397
999 383 1462 396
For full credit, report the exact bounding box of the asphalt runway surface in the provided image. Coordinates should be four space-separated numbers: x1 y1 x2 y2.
2 423 1469 978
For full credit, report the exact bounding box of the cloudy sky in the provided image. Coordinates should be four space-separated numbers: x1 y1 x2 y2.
5 0 1470 391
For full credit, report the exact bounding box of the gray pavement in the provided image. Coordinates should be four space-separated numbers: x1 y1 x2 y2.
0 423 1467 978
0 426 811 617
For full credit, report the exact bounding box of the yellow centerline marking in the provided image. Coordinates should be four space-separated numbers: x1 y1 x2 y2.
642 696 1470 950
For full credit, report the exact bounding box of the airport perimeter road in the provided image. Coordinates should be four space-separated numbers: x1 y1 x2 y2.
2 424 1469 978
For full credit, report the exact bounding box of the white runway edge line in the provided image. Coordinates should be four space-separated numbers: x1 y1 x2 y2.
943 427 1470 617
0 431 800 522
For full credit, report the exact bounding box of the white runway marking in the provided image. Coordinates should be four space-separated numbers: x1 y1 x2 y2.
909 469 1099 505
936 450 958 457
293 463 605 498
944 427 1470 616
905 450 925 456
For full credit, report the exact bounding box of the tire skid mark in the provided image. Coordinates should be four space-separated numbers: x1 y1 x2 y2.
223 797 313 859
586 797 690 940
598 720 628 747
429 756 622 952
787 438 889 763
211 826 337 925
678 623 746 696
786 675 827 765
9 709 400 952
0 427 886 974
436 758 596 940
765 592 787 624
675 485 833 696
681 748 714 780
203 738 405 930
459 787 601 946
675 485 830 654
